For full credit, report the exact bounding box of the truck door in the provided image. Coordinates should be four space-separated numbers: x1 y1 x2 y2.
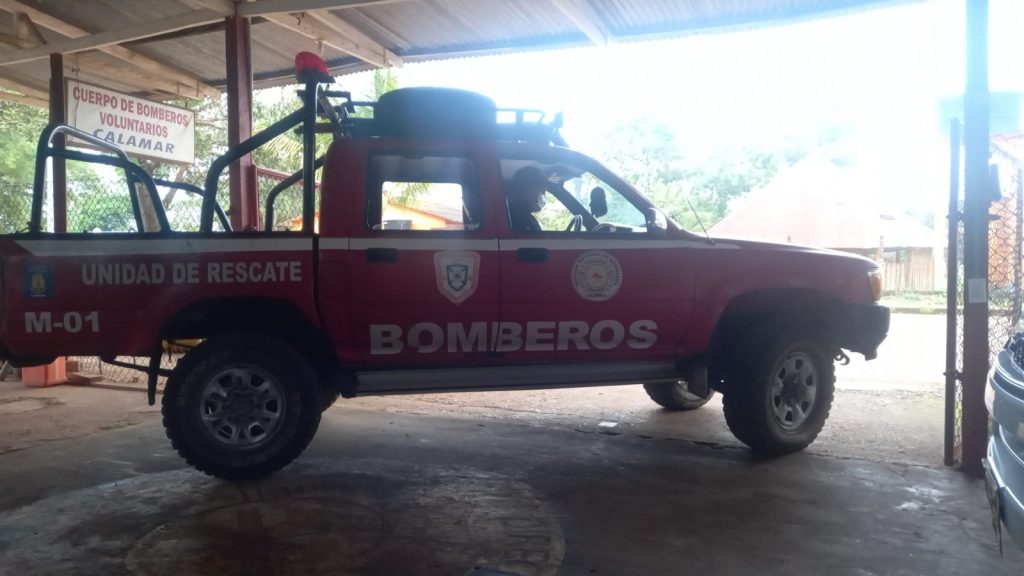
330 143 501 364
496 150 695 363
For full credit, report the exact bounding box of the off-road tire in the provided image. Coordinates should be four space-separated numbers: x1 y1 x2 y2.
721 326 835 455
642 381 714 411
320 389 341 412
162 332 321 480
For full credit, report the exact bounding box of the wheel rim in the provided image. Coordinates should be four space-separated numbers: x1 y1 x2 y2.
768 351 817 431
199 366 286 448
674 381 710 403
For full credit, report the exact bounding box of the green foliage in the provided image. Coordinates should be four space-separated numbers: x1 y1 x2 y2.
0 101 47 232
598 117 804 231
66 167 135 232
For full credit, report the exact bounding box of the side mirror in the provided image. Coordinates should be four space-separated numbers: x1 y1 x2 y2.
646 207 668 235
589 187 608 218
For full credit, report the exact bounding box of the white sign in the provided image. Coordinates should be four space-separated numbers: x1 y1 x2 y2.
65 79 195 165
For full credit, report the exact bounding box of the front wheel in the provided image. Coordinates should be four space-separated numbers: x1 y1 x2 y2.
722 328 835 455
642 380 714 411
162 332 321 480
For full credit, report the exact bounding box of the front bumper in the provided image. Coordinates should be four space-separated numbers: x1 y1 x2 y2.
840 302 890 360
985 349 1024 551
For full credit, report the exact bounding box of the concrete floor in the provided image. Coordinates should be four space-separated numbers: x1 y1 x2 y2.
0 376 1021 576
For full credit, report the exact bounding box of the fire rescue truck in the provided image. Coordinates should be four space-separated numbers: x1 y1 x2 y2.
0 54 889 479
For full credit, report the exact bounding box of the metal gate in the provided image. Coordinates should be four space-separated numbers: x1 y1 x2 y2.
946 118 1024 468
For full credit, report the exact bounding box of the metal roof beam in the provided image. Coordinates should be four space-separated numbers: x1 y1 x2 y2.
0 0 219 99
307 9 401 66
237 0 409 18
549 0 612 46
0 88 44 106
65 53 205 100
0 68 46 99
264 11 400 68
0 8 224 68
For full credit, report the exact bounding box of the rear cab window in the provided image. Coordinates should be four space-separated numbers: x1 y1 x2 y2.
366 153 481 232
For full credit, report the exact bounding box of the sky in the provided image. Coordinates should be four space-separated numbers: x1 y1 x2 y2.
317 0 1024 217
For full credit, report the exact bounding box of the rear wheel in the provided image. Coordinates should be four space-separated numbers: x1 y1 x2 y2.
162 332 321 480
642 380 714 411
722 327 835 455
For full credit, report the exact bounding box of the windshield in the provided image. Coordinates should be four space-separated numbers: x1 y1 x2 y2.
500 150 673 234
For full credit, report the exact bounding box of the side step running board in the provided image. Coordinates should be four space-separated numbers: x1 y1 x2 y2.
354 361 680 396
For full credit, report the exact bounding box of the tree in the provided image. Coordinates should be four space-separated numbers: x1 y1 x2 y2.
598 117 803 231
0 101 47 232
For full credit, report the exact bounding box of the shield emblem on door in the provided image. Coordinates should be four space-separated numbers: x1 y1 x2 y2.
434 251 480 304
446 264 469 292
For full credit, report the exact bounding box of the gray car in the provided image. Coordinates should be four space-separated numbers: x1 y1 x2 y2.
985 335 1024 551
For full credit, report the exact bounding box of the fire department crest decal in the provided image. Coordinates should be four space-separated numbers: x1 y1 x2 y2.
571 250 622 302
24 265 52 299
434 251 480 304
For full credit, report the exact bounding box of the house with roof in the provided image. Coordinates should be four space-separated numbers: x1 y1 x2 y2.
710 156 938 292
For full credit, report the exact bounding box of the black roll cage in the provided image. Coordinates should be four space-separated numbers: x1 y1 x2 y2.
30 78 567 235
30 79 342 235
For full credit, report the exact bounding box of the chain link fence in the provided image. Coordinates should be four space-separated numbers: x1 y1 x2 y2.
61 156 230 234
987 166 1024 356
257 165 321 231
65 163 140 233
69 352 186 388
949 134 1024 467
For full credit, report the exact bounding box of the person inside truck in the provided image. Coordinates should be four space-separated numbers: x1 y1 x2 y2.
507 166 547 232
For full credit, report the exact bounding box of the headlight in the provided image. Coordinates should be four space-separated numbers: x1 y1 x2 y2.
867 270 883 301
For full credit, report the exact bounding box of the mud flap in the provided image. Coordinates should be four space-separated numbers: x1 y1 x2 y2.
147 351 161 406
984 458 1004 555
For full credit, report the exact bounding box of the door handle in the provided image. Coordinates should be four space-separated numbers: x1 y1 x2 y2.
516 247 548 262
366 247 398 262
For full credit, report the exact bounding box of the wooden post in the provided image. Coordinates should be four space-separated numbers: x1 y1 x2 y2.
49 53 66 233
225 15 256 230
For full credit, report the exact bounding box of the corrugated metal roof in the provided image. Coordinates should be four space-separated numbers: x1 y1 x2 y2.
0 0 917 101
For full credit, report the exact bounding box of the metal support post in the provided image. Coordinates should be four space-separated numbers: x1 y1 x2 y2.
945 119 961 467
49 53 66 233
960 0 991 476
225 15 257 230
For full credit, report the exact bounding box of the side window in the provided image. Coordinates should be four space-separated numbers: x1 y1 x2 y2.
501 158 647 233
564 172 647 230
366 154 479 231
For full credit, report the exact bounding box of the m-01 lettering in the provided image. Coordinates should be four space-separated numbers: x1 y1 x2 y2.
25 311 100 334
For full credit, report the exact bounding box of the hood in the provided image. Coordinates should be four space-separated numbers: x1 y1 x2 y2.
710 235 879 269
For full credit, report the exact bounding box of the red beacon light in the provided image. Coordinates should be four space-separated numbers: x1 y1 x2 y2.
294 51 333 83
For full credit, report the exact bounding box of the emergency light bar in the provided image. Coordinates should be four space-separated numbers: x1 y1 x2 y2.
294 51 333 84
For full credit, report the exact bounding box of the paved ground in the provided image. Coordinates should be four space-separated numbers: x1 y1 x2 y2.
835 313 946 393
0 313 1019 575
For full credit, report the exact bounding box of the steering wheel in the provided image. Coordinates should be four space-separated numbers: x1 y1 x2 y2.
592 222 615 233
564 214 583 232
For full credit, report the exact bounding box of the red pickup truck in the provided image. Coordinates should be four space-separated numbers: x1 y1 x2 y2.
0 59 888 479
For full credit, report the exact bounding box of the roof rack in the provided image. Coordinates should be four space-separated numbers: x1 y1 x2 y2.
311 87 566 146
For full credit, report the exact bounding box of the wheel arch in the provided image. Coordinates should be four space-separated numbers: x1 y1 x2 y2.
159 297 339 385
707 288 843 391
